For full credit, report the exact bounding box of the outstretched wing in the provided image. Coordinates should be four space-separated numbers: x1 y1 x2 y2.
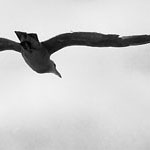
0 38 22 52
41 32 150 55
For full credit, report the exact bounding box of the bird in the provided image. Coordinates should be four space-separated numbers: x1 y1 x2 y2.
0 31 150 77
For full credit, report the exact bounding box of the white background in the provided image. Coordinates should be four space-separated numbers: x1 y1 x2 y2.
0 0 150 149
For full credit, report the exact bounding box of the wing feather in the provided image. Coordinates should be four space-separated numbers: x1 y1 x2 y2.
0 38 22 52
41 32 150 55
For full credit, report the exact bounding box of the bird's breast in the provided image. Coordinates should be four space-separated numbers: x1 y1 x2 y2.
21 47 50 73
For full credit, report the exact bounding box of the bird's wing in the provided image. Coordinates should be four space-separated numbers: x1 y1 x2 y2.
0 38 22 52
41 32 150 55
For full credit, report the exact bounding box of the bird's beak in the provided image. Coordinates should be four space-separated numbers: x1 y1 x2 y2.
53 69 62 78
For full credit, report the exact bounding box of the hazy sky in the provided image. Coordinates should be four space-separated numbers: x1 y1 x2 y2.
0 0 150 150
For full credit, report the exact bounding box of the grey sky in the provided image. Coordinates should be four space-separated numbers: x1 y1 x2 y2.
0 0 150 150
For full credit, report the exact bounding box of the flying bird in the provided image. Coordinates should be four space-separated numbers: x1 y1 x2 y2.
0 31 150 77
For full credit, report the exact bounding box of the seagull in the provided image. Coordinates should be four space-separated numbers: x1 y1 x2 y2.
0 31 150 77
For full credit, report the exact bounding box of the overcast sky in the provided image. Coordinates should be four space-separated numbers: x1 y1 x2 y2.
0 0 150 150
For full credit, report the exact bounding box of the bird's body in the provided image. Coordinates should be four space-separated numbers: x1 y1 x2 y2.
21 44 50 73
14 31 62 77
0 31 150 77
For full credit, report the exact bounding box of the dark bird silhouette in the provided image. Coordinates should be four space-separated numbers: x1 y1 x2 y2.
0 31 150 77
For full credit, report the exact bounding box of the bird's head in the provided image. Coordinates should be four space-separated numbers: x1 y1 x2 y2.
48 60 62 78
